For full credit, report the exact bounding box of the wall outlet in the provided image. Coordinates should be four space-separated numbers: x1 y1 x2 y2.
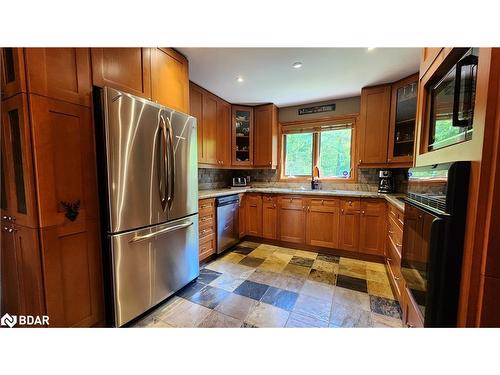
246 175 251 183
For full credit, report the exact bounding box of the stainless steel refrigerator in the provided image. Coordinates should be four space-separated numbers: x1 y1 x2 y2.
94 87 199 327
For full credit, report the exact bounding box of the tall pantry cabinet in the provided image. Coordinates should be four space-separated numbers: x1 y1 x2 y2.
1 48 104 327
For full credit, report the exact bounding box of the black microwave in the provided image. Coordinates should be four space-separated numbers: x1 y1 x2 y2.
427 48 478 151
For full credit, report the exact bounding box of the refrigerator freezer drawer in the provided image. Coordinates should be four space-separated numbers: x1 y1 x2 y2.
110 215 199 326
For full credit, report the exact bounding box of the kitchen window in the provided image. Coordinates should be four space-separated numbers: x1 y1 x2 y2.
281 118 354 180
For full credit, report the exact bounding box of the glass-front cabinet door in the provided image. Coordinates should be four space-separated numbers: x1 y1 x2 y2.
388 74 418 164
231 106 253 166
1 94 37 227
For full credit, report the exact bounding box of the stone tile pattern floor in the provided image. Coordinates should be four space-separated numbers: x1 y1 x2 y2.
132 241 403 328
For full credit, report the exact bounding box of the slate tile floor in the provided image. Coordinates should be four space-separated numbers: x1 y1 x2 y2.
132 241 403 328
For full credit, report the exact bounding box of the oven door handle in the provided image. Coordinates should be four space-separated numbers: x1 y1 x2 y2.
452 53 478 128
424 216 446 327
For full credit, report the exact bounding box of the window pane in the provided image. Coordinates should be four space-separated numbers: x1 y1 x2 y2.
319 128 352 178
284 133 313 176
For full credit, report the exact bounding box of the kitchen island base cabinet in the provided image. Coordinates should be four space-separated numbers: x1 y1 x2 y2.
278 196 306 244
305 198 340 249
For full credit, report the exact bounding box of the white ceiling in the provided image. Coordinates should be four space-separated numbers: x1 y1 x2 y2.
178 48 421 107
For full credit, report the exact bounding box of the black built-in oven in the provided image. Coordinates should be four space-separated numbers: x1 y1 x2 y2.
401 162 470 327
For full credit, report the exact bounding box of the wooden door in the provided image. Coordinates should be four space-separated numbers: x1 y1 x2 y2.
358 85 391 165
254 104 278 168
305 198 340 248
40 220 104 327
189 83 204 162
151 48 189 112
29 95 99 227
1 223 45 319
216 99 232 167
1 94 38 227
245 194 262 236
339 199 360 251
25 48 92 107
262 195 277 239
1 48 26 99
238 194 246 238
232 106 254 166
202 92 218 165
278 196 306 244
91 48 151 99
359 199 386 255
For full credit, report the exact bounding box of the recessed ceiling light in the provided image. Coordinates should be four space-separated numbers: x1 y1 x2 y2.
236 76 244 83
367 47 376 51
292 62 303 69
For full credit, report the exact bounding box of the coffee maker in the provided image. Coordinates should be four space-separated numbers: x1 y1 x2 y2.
378 170 394 193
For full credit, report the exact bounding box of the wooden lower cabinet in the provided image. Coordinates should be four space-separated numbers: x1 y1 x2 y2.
402 286 424 328
305 197 340 248
278 196 306 244
339 199 360 251
245 194 262 237
238 194 246 238
1 222 45 319
40 220 104 327
359 199 386 255
262 195 277 240
198 198 216 262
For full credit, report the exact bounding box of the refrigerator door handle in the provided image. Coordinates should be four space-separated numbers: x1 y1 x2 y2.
166 116 175 209
158 115 168 211
130 220 194 243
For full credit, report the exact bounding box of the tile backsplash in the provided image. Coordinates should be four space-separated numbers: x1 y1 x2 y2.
199 168 409 193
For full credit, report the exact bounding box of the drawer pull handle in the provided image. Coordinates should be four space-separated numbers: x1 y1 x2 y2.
394 276 400 281
387 257 392 261
200 205 211 209
200 217 212 222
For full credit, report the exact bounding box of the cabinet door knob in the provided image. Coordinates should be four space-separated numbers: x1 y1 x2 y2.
361 210 365 214
359 159 362 164
387 257 392 261
394 276 400 281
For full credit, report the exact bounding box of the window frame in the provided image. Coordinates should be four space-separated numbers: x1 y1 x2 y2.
279 115 358 182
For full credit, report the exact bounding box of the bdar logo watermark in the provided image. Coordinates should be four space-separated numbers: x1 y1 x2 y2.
1 313 49 328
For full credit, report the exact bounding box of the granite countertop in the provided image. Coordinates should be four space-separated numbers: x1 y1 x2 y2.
199 187 405 211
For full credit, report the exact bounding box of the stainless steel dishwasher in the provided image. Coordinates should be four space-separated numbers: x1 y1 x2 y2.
215 195 240 254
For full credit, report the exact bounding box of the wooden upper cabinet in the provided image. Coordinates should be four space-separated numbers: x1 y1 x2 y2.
25 48 92 107
216 99 232 167
1 48 26 99
202 92 218 165
232 106 254 166
91 48 151 99
359 199 386 255
420 48 443 78
262 195 277 239
339 198 360 251
189 83 204 162
358 85 392 165
388 73 418 165
245 194 262 237
29 95 99 228
151 48 189 112
278 196 306 243
305 198 340 249
254 104 278 168
1 94 38 227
